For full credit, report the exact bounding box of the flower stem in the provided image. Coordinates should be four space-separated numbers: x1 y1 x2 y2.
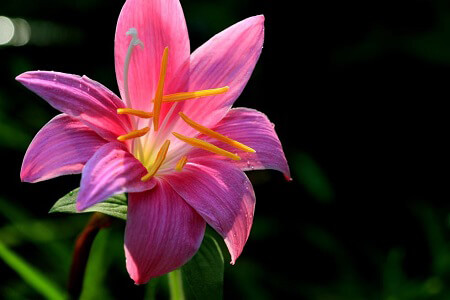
67 212 112 299
167 269 185 300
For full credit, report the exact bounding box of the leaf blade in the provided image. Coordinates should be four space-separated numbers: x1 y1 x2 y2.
0 240 66 300
49 188 127 220
181 232 224 300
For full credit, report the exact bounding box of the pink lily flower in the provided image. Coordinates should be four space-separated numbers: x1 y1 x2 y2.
17 0 290 284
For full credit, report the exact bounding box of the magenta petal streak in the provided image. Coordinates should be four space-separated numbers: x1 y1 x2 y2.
170 16 265 137
16 71 132 141
188 108 291 180
77 142 156 211
166 158 255 264
21 114 107 183
125 179 206 284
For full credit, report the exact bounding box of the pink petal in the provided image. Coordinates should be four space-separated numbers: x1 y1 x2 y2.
125 179 205 284
21 114 107 183
77 142 155 211
171 15 265 136
115 0 190 112
16 71 131 141
165 158 255 264
189 108 291 180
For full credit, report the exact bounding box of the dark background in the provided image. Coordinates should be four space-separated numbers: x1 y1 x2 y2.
0 0 448 299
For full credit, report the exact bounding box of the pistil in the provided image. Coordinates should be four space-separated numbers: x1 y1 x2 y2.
123 28 144 109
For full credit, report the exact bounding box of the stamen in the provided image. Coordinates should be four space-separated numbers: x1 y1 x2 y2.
172 132 241 161
117 127 149 141
123 28 144 109
175 156 188 171
178 112 255 153
141 140 171 181
161 86 229 102
117 108 154 119
153 47 169 131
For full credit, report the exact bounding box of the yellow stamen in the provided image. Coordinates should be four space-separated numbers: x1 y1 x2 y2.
172 132 241 161
161 86 229 102
175 156 188 171
117 127 150 141
153 47 169 131
141 140 171 181
179 112 255 153
117 108 154 119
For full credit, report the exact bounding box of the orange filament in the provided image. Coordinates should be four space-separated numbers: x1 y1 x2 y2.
141 139 171 181
117 108 154 119
175 156 188 171
153 47 169 131
172 132 241 161
117 127 150 141
178 112 255 153
161 86 229 102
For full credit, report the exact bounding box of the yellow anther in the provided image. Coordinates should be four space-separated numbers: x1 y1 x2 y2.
175 156 188 171
117 108 154 118
153 47 169 131
141 139 171 181
161 86 229 102
172 132 241 161
178 112 255 153
117 127 150 141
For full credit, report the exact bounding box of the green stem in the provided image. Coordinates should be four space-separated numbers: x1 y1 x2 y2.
167 269 185 300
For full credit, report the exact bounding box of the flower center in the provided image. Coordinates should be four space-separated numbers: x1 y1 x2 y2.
117 28 254 181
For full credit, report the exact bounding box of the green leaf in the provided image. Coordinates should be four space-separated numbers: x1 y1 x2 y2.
49 188 127 220
80 230 113 300
0 240 66 300
181 232 224 300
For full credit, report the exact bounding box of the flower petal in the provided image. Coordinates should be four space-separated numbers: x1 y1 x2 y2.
188 108 291 180
115 0 190 112
20 114 107 183
170 15 265 136
16 71 131 141
125 180 205 284
165 158 255 264
77 142 155 211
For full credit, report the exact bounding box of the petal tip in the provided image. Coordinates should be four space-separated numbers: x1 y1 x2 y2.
255 14 265 22
75 201 86 212
20 169 39 183
15 72 32 83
